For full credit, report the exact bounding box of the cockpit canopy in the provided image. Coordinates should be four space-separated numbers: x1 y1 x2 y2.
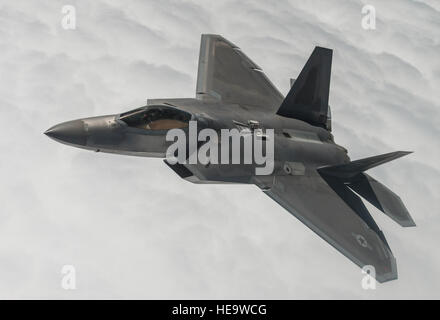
119 105 192 130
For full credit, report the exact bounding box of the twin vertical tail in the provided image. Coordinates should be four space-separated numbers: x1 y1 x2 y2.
318 151 415 227
277 46 333 131
277 46 415 227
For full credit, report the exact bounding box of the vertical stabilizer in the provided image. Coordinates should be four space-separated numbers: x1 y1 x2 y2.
277 47 332 130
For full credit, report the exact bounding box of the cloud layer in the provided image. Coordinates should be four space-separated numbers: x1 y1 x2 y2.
0 0 439 298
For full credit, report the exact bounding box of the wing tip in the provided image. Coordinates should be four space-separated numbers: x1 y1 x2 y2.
200 34 238 48
375 255 398 283
371 251 398 284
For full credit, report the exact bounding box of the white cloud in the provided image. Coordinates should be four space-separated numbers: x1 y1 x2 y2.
0 0 439 298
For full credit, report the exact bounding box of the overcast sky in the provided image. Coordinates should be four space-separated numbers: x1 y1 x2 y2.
0 0 439 299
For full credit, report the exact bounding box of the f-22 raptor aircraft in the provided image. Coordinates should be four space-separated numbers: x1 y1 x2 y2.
45 34 415 283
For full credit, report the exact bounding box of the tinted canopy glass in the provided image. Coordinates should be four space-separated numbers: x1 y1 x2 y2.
119 105 191 130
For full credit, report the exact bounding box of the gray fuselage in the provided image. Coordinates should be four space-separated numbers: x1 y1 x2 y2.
45 98 349 186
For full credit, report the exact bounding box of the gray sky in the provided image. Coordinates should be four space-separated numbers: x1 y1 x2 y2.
0 0 439 299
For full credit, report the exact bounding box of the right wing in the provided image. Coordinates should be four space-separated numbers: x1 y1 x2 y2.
264 170 397 283
196 34 284 109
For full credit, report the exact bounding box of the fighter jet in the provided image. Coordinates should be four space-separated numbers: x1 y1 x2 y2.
45 34 415 283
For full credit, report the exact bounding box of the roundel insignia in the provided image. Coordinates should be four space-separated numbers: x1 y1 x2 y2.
356 234 368 247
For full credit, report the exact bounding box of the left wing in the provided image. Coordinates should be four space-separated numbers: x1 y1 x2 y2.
264 170 397 283
196 34 283 109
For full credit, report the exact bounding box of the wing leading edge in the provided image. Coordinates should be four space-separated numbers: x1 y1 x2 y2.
264 171 397 283
196 34 283 109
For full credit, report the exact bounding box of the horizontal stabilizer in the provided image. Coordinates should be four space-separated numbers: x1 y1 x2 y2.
347 173 415 227
318 151 412 179
319 151 415 228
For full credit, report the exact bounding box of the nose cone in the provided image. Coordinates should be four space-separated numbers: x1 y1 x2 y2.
45 119 87 146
